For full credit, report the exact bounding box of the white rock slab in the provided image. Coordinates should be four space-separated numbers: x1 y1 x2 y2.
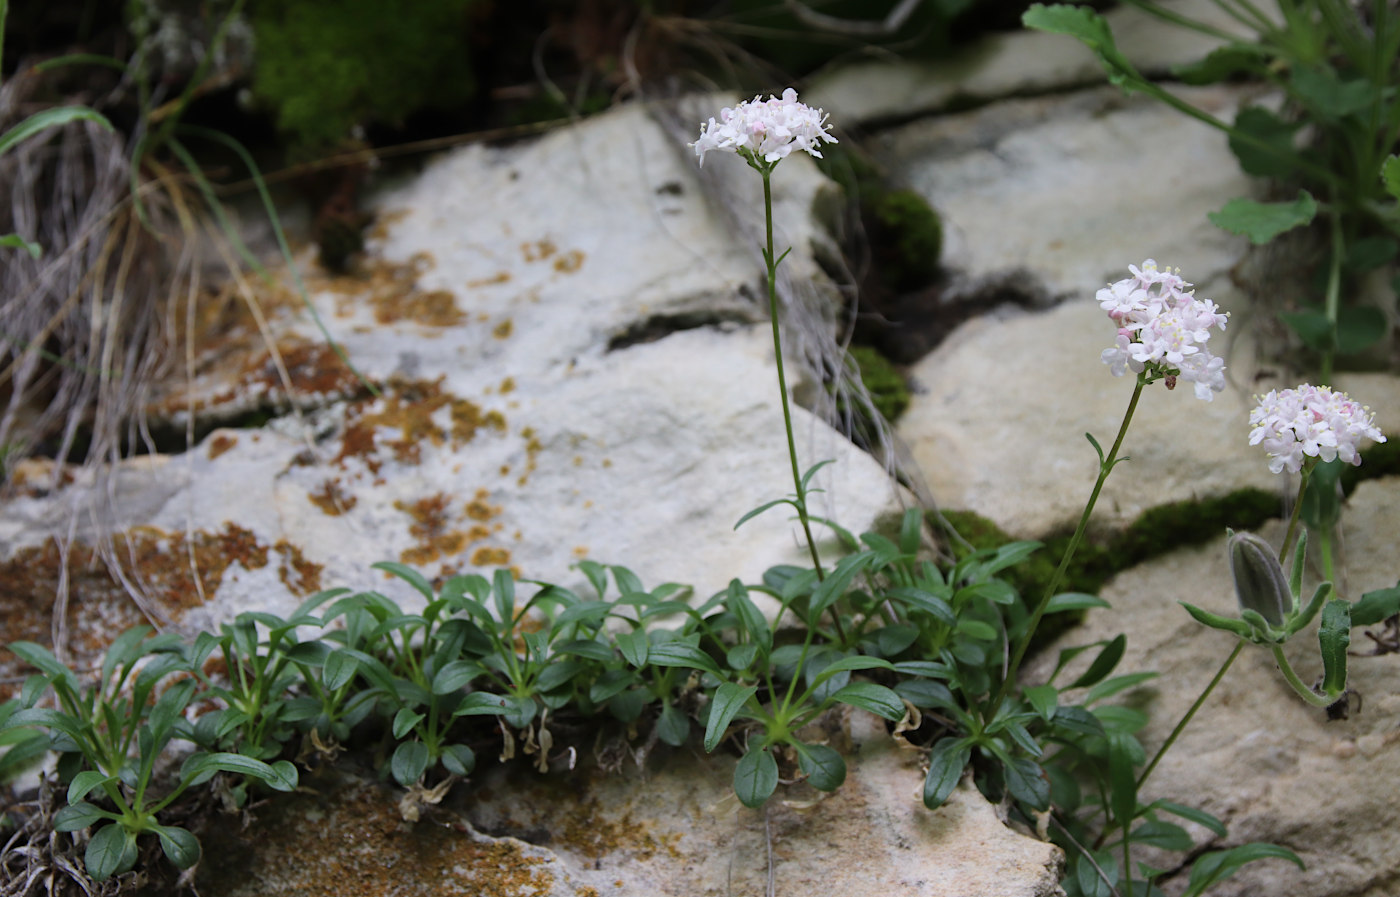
809 0 1257 126
1026 477 1400 897
875 84 1258 301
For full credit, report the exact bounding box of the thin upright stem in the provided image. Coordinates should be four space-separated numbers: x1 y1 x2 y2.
1137 640 1243 791
993 377 1146 710
1279 466 1311 566
760 170 827 586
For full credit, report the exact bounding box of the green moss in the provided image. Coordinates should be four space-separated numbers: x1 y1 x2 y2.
868 189 943 292
847 345 910 422
249 0 479 152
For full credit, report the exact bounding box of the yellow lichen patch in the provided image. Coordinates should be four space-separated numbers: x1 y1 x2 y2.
520 239 556 262
492 318 514 340
239 341 364 400
516 427 543 487
0 523 273 698
499 376 516 394
465 488 500 522
335 378 506 475
308 477 358 516
552 250 585 274
373 288 464 327
208 433 238 460
274 540 324 595
195 775 558 897
470 546 512 567
396 493 468 567
466 270 511 289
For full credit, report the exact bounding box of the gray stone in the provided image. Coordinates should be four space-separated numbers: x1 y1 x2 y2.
1024 477 1400 897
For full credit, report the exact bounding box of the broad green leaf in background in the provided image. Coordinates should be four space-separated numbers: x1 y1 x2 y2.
1209 192 1317 244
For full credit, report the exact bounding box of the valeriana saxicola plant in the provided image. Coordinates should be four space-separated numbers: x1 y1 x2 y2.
692 89 838 584
994 260 1229 709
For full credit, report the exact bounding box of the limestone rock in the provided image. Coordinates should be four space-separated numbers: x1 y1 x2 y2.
1026 477 1400 897
198 710 1066 897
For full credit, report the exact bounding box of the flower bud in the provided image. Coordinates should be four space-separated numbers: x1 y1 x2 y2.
1227 530 1289 628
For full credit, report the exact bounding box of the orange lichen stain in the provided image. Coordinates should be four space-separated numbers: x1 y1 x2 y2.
334 378 506 474
492 318 513 340
470 546 512 567
396 493 468 566
365 207 412 242
552 250 585 273
499 376 516 394
554 799 675 862
465 489 499 522
373 288 464 327
467 524 492 542
583 500 593 509
273 540 324 595
194 776 557 897
0 523 273 698
516 427 543 487
499 464 511 476
466 270 511 289
602 458 612 468
208 433 238 460
243 341 365 399
573 546 589 558
520 239 556 262
308 478 358 516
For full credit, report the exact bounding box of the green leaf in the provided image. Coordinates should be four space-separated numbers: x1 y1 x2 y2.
6 641 75 686
453 692 510 717
53 801 112 832
0 233 42 258
614 630 649 668
1351 584 1400 627
1208 191 1316 244
1172 43 1269 85
155 825 201 869
895 678 958 712
886 587 955 625
391 740 430 786
182 751 298 791
431 659 479 695
655 701 690 747
648 641 723 678
322 650 361 691
830 682 905 721
1084 672 1159 705
808 655 894 689
67 770 113 805
1150 799 1227 837
392 708 424 740
1343 236 1398 273
809 552 875 619
0 106 113 156
1179 601 1252 638
1227 107 1302 178
1183 843 1304 897
734 498 793 530
1290 65 1375 121
1068 634 1126 689
1131 819 1194 851
0 731 49 780
1383 155 1400 202
922 737 970 809
493 568 516 627
1045 592 1110 613
955 619 998 640
1001 755 1049 810
85 823 138 881
1021 4 1135 86
1319 599 1351 697
796 742 846 791
733 746 779 808
441 743 476 776
726 642 760 671
724 580 771 652
1051 705 1105 738
1280 308 1334 353
953 580 1018 606
1022 684 1058 721
1335 305 1388 355
552 600 611 630
704 682 758 752
371 561 436 601
1107 733 1139 825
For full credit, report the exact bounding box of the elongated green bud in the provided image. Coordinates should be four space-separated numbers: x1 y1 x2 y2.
1228 530 1289 628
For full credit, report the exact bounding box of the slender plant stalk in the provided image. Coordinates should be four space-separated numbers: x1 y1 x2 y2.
1278 466 1312 567
1270 643 1335 706
760 169 827 586
993 376 1147 710
1137 640 1244 791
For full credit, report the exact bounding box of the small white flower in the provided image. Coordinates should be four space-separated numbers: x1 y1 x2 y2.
693 88 838 168
1248 384 1386 474
1096 260 1229 401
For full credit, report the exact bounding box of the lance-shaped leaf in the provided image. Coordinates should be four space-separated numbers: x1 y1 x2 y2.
1319 599 1351 698
923 737 970 809
1180 602 1252 639
704 682 758 752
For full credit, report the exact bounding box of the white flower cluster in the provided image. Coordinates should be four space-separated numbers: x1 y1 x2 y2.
692 88 837 168
1098 260 1229 401
1248 384 1387 474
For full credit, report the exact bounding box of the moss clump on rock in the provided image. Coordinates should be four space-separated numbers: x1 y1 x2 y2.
847 344 910 423
868 188 943 293
249 0 480 151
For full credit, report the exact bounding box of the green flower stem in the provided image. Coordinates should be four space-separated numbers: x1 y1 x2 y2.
759 168 826 583
1279 465 1311 566
1137 640 1243 791
1269 643 1335 707
993 375 1146 710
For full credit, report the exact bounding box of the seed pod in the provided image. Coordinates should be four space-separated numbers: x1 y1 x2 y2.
1227 530 1289 628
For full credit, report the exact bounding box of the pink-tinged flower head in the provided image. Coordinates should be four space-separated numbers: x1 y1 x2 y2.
1097 260 1229 401
1248 384 1386 474
693 88 838 168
